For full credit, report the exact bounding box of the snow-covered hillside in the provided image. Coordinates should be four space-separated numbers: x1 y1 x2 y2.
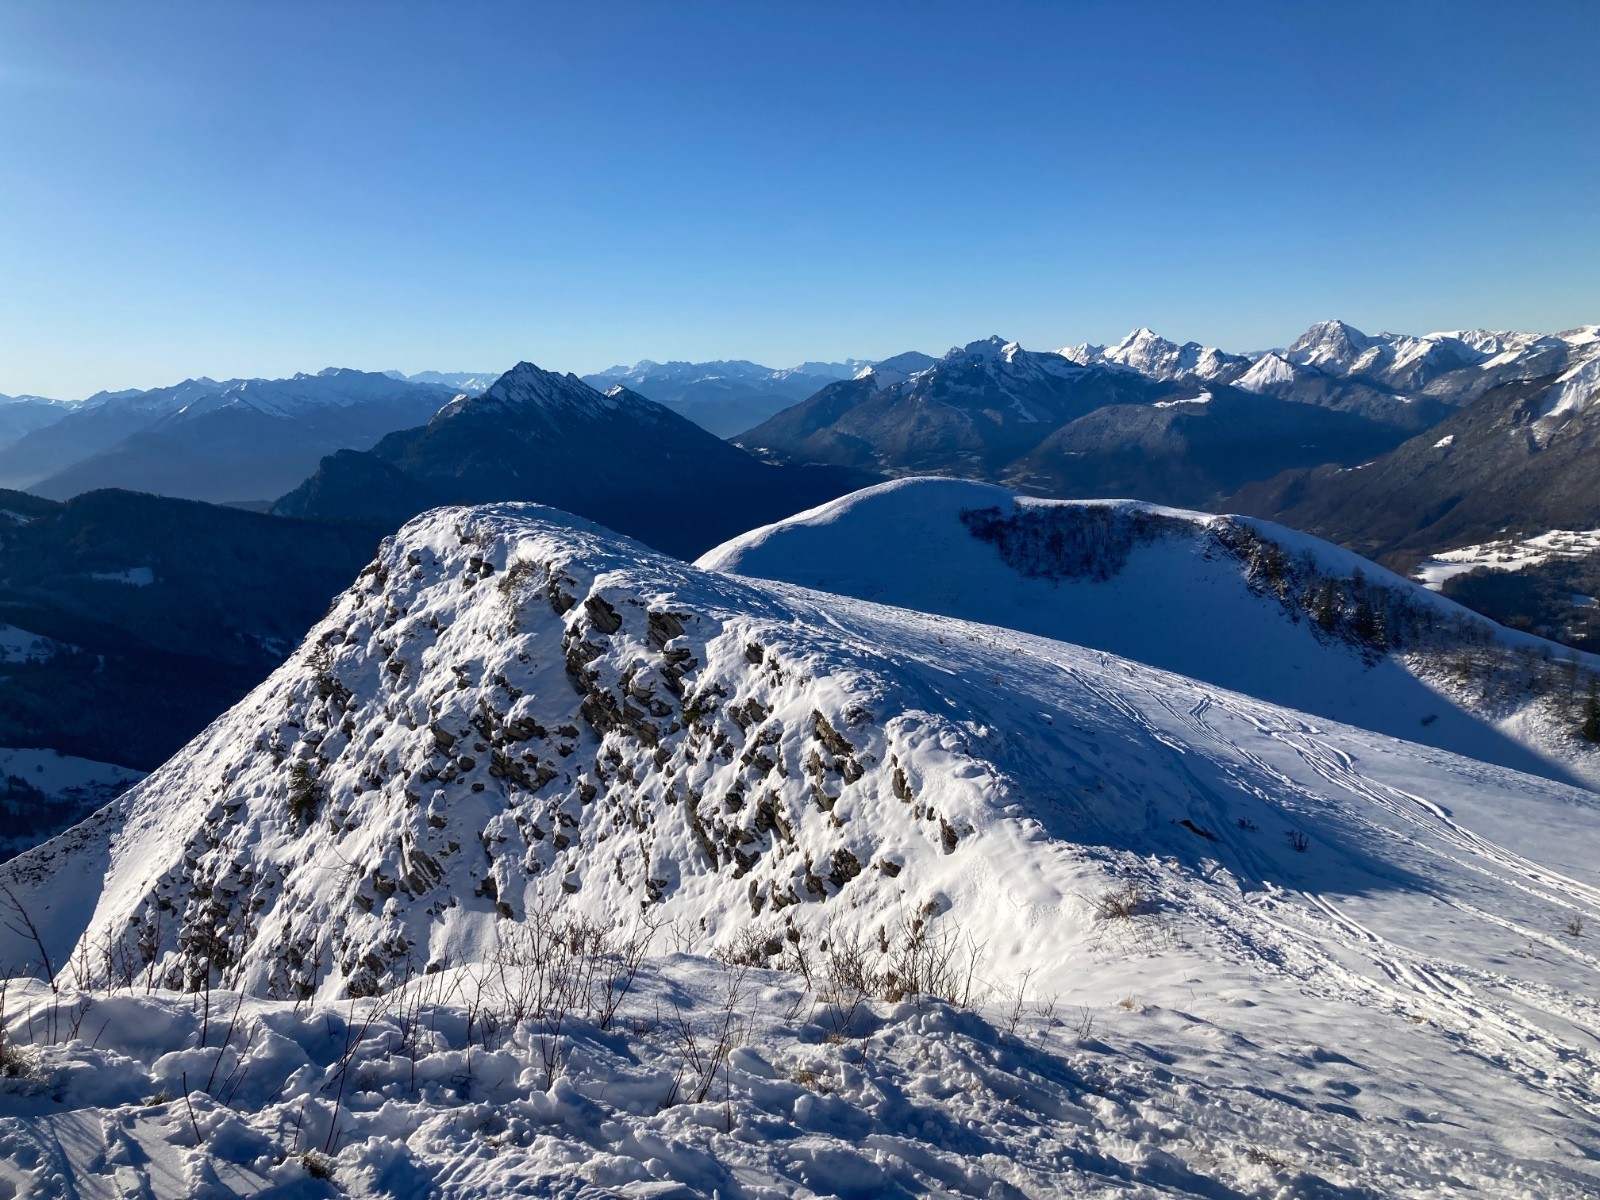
701 478 1600 786
1 501 1599 1195
0 747 143 862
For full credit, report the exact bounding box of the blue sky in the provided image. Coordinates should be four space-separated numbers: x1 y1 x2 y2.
2 0 1596 397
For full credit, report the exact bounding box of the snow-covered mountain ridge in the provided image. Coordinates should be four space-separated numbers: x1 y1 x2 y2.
701 478 1600 786
431 361 657 428
0 369 460 503
3 501 1600 1195
1061 328 1250 384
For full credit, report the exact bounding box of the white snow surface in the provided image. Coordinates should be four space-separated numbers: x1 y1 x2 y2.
1415 528 1600 589
1233 352 1300 393
700 478 1600 787
2 502 1599 1195
0 748 144 863
0 748 143 796
89 566 156 587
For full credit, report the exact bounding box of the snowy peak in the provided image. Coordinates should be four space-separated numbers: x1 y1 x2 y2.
853 350 937 389
932 337 1082 381
433 361 640 426
1286 318 1372 371
942 334 1013 364
1101 328 1248 382
1234 351 1301 393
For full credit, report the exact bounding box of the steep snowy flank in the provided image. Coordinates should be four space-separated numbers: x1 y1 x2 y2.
701 478 1600 785
2 503 1600 1196
1233 351 1300 392
1536 350 1600 427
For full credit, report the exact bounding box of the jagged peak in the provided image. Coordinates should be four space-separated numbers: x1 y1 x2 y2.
433 361 629 425
1289 318 1369 352
1112 327 1169 351
942 335 1013 363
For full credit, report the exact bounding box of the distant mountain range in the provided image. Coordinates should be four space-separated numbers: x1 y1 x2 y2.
581 358 874 437
735 320 1600 515
0 370 460 504
276 362 877 559
1233 333 1600 562
737 333 1412 507
385 369 500 393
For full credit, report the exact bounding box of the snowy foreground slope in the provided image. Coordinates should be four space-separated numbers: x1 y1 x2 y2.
1 503 1598 1197
701 477 1600 788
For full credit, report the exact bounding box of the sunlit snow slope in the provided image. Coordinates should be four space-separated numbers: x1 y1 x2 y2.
700 477 1600 787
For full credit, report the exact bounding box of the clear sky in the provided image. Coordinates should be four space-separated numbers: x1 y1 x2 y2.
2 0 1596 397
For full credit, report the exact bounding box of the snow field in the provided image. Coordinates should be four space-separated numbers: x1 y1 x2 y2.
1 940 1594 1200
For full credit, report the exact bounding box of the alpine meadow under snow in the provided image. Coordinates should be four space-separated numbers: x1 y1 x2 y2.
0 498 1596 1197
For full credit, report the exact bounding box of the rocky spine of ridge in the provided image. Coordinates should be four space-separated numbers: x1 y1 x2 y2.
40 507 986 1000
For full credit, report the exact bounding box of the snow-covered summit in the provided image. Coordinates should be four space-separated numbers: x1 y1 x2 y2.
851 349 937 389
1285 318 1372 372
1233 351 1301 393
432 361 645 427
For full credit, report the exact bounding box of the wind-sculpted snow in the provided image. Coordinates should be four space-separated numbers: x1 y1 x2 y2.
2 502 1600 1194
